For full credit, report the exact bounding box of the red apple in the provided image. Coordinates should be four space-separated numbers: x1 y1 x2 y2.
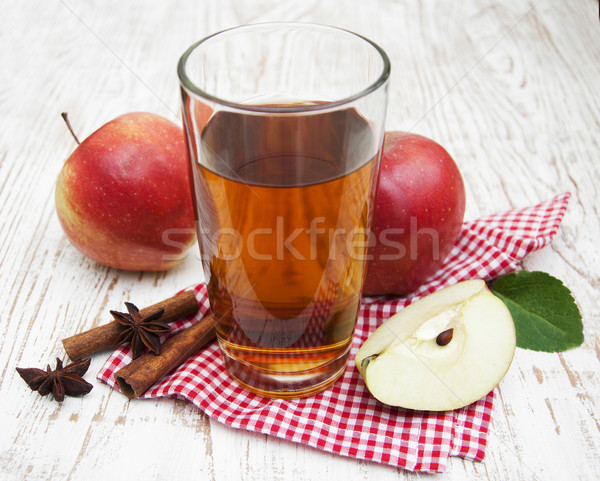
363 132 466 296
55 112 196 271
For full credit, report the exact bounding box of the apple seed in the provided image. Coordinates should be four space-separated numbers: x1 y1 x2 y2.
436 328 454 346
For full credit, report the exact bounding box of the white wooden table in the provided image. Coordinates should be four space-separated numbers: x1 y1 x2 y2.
2 1 599 479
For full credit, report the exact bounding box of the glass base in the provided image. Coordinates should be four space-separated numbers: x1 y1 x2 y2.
219 339 351 399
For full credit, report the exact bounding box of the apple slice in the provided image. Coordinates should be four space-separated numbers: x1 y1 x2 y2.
355 279 516 411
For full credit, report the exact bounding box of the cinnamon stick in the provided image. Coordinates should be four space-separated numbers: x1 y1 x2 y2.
115 314 216 399
62 291 199 361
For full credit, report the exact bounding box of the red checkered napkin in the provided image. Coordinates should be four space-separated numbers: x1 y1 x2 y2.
98 192 570 473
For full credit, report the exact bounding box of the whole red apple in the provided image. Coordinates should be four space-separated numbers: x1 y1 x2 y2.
55 112 196 271
363 132 465 296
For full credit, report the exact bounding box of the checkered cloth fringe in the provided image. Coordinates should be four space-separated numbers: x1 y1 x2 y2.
98 192 570 473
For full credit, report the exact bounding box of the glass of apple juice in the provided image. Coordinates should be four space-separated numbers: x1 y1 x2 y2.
178 23 390 398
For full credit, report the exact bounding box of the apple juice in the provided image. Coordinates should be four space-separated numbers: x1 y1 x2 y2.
188 105 379 397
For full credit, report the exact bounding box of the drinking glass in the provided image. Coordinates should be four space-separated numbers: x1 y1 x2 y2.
178 22 389 398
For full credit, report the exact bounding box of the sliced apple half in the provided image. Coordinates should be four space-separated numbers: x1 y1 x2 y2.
356 279 516 411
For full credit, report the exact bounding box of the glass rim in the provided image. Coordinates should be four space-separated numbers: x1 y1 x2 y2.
177 22 391 114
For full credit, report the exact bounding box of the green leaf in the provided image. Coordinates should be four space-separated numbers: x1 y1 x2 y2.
491 271 583 352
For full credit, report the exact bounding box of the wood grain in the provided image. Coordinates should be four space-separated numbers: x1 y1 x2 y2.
1 0 599 480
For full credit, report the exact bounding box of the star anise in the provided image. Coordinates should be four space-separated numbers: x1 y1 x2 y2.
110 302 170 359
16 357 93 402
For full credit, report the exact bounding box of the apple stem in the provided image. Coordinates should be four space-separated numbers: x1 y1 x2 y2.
360 354 379 368
61 112 80 145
